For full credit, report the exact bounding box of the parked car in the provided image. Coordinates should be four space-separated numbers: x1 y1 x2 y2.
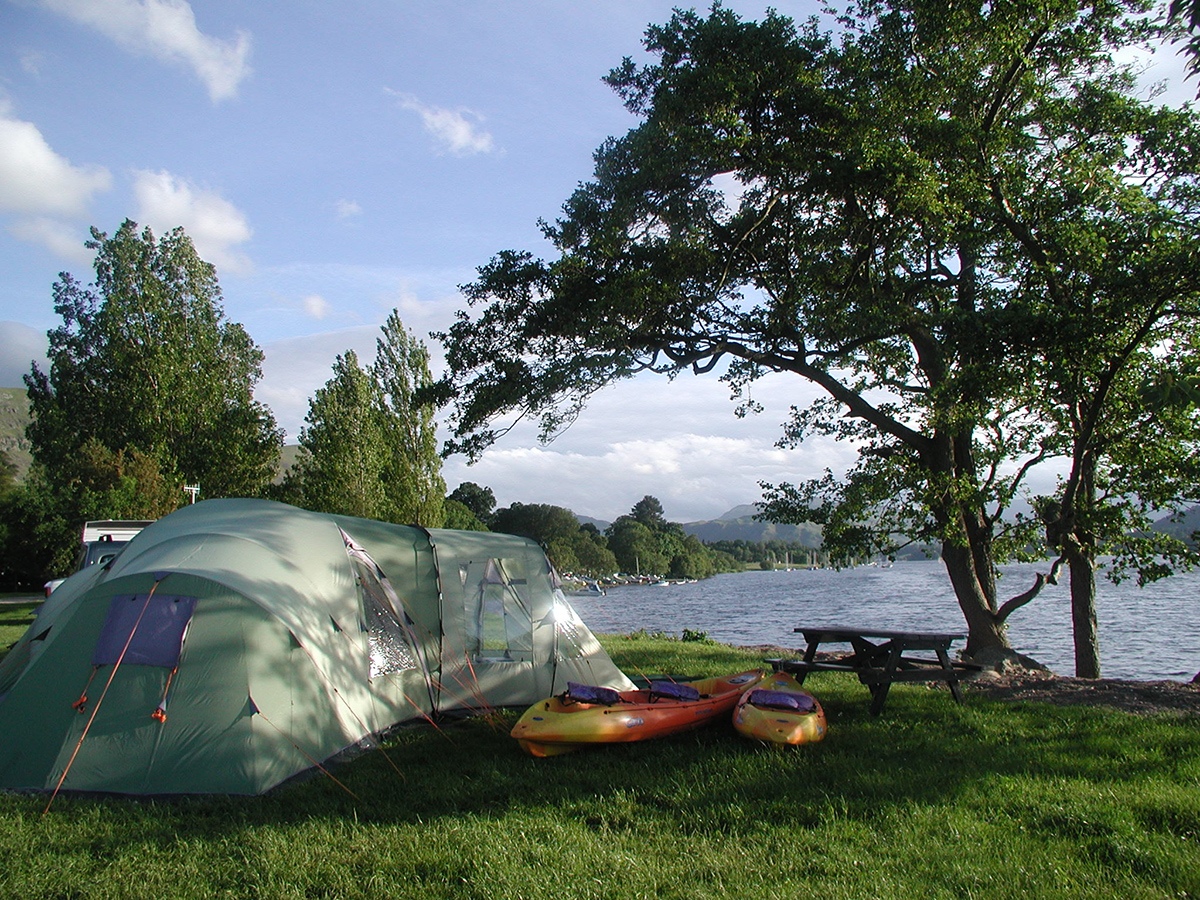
43 520 153 596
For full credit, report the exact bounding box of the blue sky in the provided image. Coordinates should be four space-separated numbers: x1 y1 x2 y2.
0 1 1192 522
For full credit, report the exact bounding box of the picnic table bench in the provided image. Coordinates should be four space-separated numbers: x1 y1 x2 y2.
766 626 982 715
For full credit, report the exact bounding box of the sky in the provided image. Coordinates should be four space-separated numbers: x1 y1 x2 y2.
0 1 1194 524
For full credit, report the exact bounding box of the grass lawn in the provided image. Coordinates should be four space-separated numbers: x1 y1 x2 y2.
0 624 1198 899
0 600 38 648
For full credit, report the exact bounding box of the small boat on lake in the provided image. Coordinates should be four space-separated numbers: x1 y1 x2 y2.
732 671 827 746
512 669 764 757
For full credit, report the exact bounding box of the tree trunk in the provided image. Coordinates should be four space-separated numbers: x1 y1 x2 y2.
1066 541 1101 678
941 539 1009 655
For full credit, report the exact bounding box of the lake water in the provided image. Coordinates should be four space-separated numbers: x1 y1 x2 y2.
570 561 1200 682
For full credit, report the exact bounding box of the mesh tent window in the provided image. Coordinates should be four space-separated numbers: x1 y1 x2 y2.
548 566 587 660
341 529 420 679
461 558 533 662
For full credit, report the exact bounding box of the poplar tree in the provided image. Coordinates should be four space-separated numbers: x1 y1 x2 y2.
372 310 445 526
294 312 446 526
293 351 390 519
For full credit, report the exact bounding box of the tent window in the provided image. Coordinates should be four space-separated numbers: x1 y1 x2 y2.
93 594 197 668
342 531 419 678
463 558 533 662
548 567 586 660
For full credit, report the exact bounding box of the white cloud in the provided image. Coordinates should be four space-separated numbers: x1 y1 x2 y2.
302 294 330 319
438 370 851 522
443 428 853 524
36 0 251 102
335 199 362 219
257 325 849 522
0 321 49 387
6 217 93 265
389 91 495 156
20 50 45 76
0 108 111 218
258 327 381 440
132 169 252 273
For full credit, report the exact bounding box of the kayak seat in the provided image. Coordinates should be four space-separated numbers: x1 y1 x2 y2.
746 689 818 713
649 681 701 702
564 682 622 705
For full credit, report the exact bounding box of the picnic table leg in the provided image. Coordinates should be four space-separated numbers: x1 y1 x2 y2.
792 639 821 685
935 646 965 703
867 642 904 715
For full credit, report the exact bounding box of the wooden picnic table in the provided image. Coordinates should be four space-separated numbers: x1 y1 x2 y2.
767 626 981 715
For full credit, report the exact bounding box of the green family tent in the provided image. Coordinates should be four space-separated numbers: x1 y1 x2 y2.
0 499 633 795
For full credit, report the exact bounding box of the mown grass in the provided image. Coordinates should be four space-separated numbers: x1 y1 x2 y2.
0 600 38 648
1 624 1198 899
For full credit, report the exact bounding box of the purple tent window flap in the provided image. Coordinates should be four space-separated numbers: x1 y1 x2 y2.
93 594 198 668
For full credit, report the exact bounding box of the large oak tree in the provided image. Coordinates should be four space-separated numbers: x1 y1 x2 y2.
432 1 1200 658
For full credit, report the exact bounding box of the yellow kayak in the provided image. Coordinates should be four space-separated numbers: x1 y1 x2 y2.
732 671 827 746
512 669 764 757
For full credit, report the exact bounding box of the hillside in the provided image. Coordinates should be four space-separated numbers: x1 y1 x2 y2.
1153 506 1200 547
0 388 32 479
576 505 822 545
682 505 824 546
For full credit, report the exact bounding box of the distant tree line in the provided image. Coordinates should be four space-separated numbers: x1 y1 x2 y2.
446 488 742 580
707 540 821 569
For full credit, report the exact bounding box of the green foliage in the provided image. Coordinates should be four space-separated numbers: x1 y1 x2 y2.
630 495 666 528
26 221 282 505
491 502 582 546
441 498 489 531
708 539 820 568
19 220 282 577
290 311 446 526
604 496 734 578
489 502 619 577
0 438 184 588
293 350 391 519
0 470 73 587
373 310 445 526
606 517 669 576
568 528 619 576
448 481 496 525
0 451 14 496
1169 0 1200 80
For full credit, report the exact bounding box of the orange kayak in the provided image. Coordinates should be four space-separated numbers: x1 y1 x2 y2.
512 669 764 757
732 671 827 746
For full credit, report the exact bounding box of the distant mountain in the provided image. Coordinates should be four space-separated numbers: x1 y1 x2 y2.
712 503 762 521
1153 506 1200 547
682 505 823 546
574 505 821 545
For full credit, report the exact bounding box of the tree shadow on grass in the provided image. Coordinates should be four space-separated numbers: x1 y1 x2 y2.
6 681 1200 864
